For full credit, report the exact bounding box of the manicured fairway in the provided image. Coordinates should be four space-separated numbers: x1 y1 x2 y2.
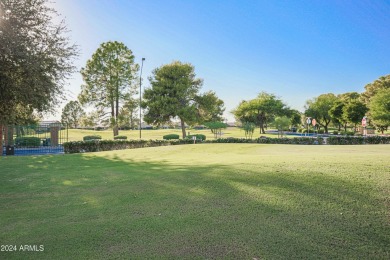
0 144 389 259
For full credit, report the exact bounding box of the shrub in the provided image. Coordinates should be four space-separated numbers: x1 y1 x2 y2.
64 139 187 153
14 137 41 147
83 135 102 141
242 122 255 139
186 134 206 141
317 129 325 134
327 136 390 145
341 131 354 136
163 134 180 140
114 135 127 140
302 129 314 133
333 130 339 135
204 137 324 145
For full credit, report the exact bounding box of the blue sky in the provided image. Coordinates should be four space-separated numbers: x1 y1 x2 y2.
51 0 390 121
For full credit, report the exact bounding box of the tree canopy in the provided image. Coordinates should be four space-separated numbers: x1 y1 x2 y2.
342 99 367 130
78 41 138 136
0 0 78 124
329 92 363 131
61 101 85 128
304 93 337 133
142 61 223 138
0 0 77 156
233 92 287 134
361 74 390 104
368 88 390 134
195 91 225 123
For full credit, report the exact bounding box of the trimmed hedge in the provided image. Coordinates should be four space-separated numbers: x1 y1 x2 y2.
207 137 324 145
114 135 127 140
64 139 197 153
163 134 180 140
14 137 41 147
341 131 355 136
327 136 390 145
83 135 102 141
64 136 390 153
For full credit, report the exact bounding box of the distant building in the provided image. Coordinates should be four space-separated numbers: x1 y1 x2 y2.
140 123 153 129
39 120 62 128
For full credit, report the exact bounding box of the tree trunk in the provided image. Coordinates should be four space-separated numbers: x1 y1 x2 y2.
130 111 134 129
111 101 116 136
115 79 120 136
113 125 119 136
180 118 186 139
259 121 265 134
0 125 3 157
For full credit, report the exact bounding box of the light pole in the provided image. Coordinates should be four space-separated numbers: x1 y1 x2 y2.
139 58 145 139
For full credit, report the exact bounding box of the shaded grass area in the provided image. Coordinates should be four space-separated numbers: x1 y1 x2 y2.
0 144 389 259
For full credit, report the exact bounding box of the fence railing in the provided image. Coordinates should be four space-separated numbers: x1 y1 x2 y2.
2 123 68 155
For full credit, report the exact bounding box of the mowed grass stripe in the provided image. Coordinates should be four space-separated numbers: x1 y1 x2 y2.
0 144 389 259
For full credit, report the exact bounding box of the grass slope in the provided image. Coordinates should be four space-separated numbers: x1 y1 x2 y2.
1 144 389 259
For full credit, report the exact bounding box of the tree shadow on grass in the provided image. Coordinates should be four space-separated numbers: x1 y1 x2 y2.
0 153 389 259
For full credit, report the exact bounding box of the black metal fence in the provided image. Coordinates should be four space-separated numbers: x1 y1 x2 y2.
2 122 68 156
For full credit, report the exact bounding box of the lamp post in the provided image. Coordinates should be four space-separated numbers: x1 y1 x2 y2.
139 57 145 139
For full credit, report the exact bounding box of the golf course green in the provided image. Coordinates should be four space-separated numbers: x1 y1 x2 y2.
1 144 389 259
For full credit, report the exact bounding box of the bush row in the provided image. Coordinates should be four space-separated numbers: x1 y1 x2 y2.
113 135 127 140
83 135 102 141
64 136 390 153
163 134 180 140
14 137 41 147
64 139 196 153
327 136 390 145
206 137 324 145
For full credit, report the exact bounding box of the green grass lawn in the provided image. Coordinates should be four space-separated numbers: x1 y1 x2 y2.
61 127 285 142
1 144 389 259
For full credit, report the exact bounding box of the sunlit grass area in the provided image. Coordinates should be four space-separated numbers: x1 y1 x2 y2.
60 127 287 142
1 144 389 259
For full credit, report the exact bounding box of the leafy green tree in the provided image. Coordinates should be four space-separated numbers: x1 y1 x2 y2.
61 101 85 128
79 41 139 136
329 92 361 131
304 93 337 133
342 99 368 131
80 111 100 128
361 74 390 104
368 88 390 134
284 109 302 127
195 91 225 123
274 116 290 137
329 100 345 131
242 121 255 139
0 0 77 154
117 100 139 130
233 92 286 134
204 121 227 138
143 61 222 138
